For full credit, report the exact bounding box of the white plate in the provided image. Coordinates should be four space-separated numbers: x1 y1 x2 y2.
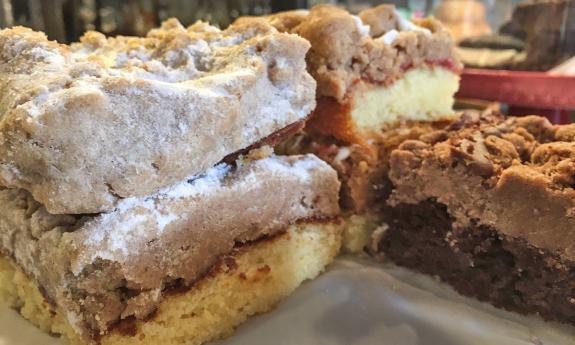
1 258 574 345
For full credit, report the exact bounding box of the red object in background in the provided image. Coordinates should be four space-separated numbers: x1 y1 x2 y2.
507 107 571 124
456 68 575 124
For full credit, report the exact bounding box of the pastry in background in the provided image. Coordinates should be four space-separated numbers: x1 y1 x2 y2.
434 0 492 42
506 0 575 71
456 34 526 69
456 0 575 71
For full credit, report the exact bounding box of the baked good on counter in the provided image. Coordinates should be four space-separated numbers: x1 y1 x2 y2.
0 19 315 214
380 111 575 325
2 4 574 345
0 18 342 345
0 153 342 345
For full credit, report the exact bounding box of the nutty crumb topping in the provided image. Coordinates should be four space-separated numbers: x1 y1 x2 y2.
393 110 575 189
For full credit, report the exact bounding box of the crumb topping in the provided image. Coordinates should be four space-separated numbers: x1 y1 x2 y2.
0 19 316 214
389 111 575 261
238 4 461 100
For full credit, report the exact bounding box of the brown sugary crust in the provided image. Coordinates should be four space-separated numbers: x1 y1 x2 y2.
388 110 575 262
237 4 461 101
0 19 316 214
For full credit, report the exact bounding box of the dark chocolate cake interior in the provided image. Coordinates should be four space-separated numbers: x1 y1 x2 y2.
380 200 575 325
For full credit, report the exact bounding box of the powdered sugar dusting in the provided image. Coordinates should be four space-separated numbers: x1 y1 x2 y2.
375 13 430 45
395 10 431 36
114 163 231 213
80 163 231 263
378 29 400 45
29 46 66 67
334 147 351 163
352 15 371 37
65 311 84 335
255 154 317 182
75 155 327 274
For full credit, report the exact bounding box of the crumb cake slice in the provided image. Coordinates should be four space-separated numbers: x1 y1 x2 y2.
379 111 575 325
0 154 342 345
239 4 462 145
243 4 462 252
0 18 316 214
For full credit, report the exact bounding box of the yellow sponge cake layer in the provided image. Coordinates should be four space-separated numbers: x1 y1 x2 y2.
0 222 342 345
351 67 459 139
342 213 384 254
307 67 459 145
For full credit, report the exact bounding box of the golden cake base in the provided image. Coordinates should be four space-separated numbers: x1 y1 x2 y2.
0 222 342 345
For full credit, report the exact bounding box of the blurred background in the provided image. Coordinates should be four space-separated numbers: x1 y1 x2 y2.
0 0 573 120
1 0 571 71
0 0 527 42
0 0 571 72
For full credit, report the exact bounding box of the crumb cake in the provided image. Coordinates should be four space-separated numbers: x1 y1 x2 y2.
0 16 342 345
379 111 575 325
0 18 315 214
240 4 462 251
239 4 461 143
0 154 342 344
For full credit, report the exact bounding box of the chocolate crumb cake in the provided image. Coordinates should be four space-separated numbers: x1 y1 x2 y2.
381 111 575 325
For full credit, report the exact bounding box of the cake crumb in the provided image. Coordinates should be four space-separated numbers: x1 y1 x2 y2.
369 224 389 253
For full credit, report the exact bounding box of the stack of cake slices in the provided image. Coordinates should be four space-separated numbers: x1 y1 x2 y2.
2 3 575 345
0 19 342 345
240 4 462 252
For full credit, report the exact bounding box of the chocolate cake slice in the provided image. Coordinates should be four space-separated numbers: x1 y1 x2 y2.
509 0 575 71
380 111 575 325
